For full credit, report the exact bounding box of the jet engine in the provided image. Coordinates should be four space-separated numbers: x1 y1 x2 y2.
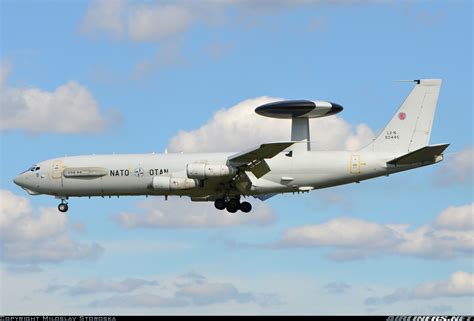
152 176 199 191
186 163 236 180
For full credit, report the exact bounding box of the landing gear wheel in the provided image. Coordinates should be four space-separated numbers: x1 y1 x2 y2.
58 203 68 213
214 199 226 210
240 201 252 213
226 199 240 213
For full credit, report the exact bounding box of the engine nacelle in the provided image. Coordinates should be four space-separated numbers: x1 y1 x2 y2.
152 176 199 191
186 163 236 180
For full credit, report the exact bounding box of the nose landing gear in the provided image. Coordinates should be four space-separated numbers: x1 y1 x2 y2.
58 198 69 213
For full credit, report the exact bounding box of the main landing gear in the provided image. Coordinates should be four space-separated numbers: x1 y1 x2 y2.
214 198 252 213
58 198 69 213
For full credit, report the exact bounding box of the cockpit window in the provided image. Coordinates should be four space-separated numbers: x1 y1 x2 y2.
20 164 41 174
23 165 39 173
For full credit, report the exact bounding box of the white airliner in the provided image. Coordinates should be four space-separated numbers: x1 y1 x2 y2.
14 79 448 213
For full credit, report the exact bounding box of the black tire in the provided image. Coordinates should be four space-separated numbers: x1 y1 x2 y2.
240 201 252 213
214 199 226 210
228 198 240 209
58 203 68 213
226 199 240 213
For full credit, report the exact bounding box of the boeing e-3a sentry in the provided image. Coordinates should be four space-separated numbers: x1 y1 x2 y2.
14 79 449 213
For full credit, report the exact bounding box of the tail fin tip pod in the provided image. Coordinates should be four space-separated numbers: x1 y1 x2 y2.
360 79 442 153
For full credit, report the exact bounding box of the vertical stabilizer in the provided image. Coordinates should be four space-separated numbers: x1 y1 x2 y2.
361 79 442 153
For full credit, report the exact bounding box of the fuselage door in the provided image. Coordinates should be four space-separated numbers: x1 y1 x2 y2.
52 160 62 179
350 155 360 174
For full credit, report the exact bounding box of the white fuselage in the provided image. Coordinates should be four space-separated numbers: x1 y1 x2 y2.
13 150 425 200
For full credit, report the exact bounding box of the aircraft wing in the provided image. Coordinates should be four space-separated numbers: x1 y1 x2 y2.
228 142 293 178
387 143 450 166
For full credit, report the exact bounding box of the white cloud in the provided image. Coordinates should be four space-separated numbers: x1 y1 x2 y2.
280 217 399 249
79 1 366 44
0 67 121 134
90 293 188 308
89 272 278 309
435 147 474 186
79 0 125 40
0 190 103 265
114 197 276 229
366 271 474 305
168 97 374 152
175 281 254 305
277 203 473 260
79 1 216 43
434 204 474 231
46 278 158 296
127 4 194 42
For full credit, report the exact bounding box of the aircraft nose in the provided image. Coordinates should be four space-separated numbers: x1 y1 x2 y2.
13 174 23 187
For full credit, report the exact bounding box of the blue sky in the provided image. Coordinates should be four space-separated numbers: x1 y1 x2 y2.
0 0 473 315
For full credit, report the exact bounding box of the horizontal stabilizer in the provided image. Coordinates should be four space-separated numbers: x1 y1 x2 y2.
228 142 293 165
387 143 450 166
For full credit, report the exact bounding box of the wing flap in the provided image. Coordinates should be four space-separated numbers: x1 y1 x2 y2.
249 160 271 178
387 143 450 166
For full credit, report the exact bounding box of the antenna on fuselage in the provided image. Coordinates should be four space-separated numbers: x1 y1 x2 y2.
254 100 343 151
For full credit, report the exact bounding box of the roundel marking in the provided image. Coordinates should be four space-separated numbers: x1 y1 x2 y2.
134 167 144 177
398 112 406 120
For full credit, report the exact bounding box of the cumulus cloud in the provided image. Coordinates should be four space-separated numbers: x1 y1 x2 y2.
168 97 374 152
114 197 276 229
79 1 364 43
79 1 221 43
277 203 473 260
78 1 370 79
175 280 254 306
91 293 187 308
280 217 399 249
435 147 473 186
79 0 125 40
0 190 103 265
45 278 158 296
0 64 120 134
127 4 194 42
89 272 279 308
434 204 474 231
365 271 474 305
